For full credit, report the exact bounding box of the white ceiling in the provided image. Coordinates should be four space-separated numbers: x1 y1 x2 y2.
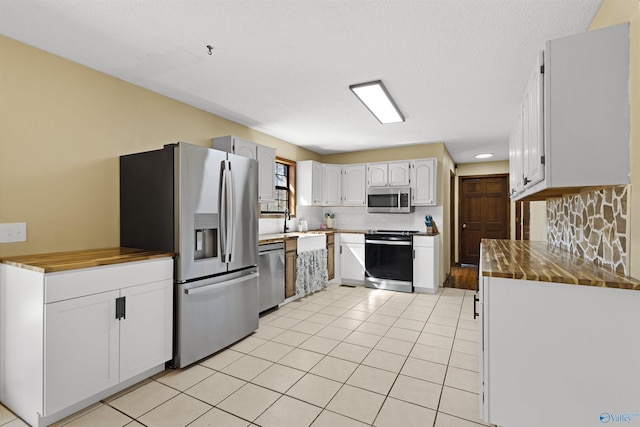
0 0 603 163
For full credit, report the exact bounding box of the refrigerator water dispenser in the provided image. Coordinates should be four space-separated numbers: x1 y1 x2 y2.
194 213 218 260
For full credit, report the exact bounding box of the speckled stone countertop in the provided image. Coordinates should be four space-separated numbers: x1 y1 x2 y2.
481 239 640 290
1 247 174 274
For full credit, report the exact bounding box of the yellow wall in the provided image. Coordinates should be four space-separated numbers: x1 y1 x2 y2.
322 143 444 164
0 36 320 257
439 146 456 281
588 0 639 279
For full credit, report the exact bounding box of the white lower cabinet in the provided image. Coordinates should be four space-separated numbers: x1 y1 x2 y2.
339 233 365 284
44 290 120 416
480 273 640 427
412 235 439 293
1 257 173 427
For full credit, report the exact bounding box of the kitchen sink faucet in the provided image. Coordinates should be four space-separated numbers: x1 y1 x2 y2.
283 208 290 233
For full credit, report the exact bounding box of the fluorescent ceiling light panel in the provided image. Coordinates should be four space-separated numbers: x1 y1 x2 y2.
475 153 494 159
349 80 405 124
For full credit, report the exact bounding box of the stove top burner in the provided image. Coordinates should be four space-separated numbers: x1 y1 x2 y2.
366 229 419 236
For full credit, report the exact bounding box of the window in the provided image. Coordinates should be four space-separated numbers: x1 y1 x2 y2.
260 157 296 217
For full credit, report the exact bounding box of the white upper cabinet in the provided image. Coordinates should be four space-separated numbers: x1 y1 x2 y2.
509 110 524 197
297 160 324 206
323 164 342 206
256 145 277 202
298 162 365 207
233 138 258 159
367 162 388 187
212 135 276 202
510 23 630 201
522 52 545 189
367 161 410 187
342 164 366 206
410 158 438 206
388 161 410 186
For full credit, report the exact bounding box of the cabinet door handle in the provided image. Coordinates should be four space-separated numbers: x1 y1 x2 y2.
473 295 479 320
524 177 531 185
115 296 126 320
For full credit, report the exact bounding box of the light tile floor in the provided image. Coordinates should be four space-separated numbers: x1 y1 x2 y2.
0 284 490 427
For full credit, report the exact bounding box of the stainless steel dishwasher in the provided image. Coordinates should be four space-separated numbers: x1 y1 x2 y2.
258 242 285 312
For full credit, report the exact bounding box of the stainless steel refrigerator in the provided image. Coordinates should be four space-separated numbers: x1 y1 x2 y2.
120 142 259 368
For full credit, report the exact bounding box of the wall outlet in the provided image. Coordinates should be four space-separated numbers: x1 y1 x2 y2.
0 223 27 243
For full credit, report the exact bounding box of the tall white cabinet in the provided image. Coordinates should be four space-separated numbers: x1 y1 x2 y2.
412 234 440 293
1 255 173 427
212 135 277 202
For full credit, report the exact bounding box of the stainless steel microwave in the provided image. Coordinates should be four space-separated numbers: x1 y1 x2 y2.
367 186 414 213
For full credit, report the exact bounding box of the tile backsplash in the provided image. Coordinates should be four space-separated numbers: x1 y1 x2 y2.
259 206 442 235
547 186 628 275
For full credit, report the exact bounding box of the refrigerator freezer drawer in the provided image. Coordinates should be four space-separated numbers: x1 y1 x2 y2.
173 271 258 368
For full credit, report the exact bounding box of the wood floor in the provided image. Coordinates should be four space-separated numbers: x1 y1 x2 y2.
446 265 478 290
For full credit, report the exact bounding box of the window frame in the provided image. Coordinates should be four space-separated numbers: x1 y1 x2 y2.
260 157 296 218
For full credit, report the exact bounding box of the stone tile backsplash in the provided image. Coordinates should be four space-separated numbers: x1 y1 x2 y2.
547 186 628 275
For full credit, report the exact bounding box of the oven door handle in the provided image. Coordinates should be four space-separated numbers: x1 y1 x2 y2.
365 239 412 246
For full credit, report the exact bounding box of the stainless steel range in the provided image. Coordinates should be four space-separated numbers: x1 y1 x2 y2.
364 230 419 293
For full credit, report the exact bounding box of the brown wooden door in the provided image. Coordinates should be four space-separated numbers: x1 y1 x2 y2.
459 175 509 265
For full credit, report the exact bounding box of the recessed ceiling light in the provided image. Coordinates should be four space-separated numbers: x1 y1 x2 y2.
475 153 493 159
349 80 405 124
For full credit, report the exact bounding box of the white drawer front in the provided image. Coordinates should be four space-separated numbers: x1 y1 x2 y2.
339 233 364 244
45 258 173 303
413 235 436 248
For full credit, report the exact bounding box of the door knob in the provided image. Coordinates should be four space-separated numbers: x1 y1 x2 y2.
463 224 467 229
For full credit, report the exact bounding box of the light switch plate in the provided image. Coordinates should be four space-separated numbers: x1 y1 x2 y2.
0 222 27 243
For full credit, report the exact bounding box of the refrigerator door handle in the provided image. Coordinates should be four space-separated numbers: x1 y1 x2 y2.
184 272 259 295
219 161 228 262
227 164 236 262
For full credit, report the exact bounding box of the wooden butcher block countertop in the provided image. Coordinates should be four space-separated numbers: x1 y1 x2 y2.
1 247 174 274
259 229 338 244
258 229 438 244
481 239 640 291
